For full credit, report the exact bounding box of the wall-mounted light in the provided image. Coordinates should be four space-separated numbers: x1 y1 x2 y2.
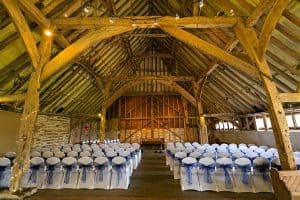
84 5 90 13
175 13 180 20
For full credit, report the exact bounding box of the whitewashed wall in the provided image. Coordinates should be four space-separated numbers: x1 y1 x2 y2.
211 130 300 151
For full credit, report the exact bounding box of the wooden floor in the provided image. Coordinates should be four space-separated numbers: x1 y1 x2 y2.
27 151 276 200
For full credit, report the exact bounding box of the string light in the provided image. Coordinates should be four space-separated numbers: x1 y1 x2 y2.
175 13 180 20
153 18 158 26
98 113 102 118
132 20 137 27
109 16 115 23
64 13 68 17
84 5 90 13
44 29 52 37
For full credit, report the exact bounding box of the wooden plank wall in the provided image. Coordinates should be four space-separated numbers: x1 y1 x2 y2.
107 95 199 143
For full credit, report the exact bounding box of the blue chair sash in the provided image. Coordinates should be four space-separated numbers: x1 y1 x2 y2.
95 164 108 182
0 166 8 181
238 165 251 184
200 164 215 184
218 164 233 188
47 164 59 184
255 163 270 182
63 165 76 184
29 164 41 183
80 164 92 183
113 164 125 185
182 163 197 185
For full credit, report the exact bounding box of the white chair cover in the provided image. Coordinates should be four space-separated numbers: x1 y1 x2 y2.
78 157 94 189
80 151 91 158
4 151 16 162
62 157 78 189
233 158 254 192
67 151 78 158
21 157 45 189
119 151 132 184
189 151 202 161
44 157 63 189
110 156 129 189
54 151 65 160
252 158 273 193
42 151 54 159
261 152 273 169
94 157 110 189
198 157 216 191
180 157 199 191
215 158 234 192
92 151 105 158
173 152 187 179
0 157 11 188
30 151 41 158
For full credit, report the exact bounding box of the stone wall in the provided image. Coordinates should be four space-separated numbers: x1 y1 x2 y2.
32 114 70 148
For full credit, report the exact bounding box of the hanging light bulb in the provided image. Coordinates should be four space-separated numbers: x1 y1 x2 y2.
44 29 52 37
199 0 204 8
132 19 137 27
153 18 158 26
64 13 68 17
175 13 180 20
84 4 90 13
109 16 115 23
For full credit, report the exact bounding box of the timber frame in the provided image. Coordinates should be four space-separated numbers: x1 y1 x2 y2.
0 0 299 193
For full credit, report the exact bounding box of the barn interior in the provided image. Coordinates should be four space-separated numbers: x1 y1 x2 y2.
0 0 299 199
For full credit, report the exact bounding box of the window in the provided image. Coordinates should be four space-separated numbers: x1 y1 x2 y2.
286 115 294 128
255 117 265 131
218 122 224 129
223 122 228 130
295 113 300 128
266 117 272 130
215 123 219 130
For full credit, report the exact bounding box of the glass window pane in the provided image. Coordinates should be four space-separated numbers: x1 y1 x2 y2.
255 118 265 131
219 122 223 129
228 122 233 129
224 122 228 130
266 117 272 129
295 113 300 127
286 115 294 128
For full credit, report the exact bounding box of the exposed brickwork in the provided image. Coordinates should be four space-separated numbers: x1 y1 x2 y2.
32 115 70 148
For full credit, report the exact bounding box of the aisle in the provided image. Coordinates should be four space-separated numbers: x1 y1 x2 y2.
28 151 276 200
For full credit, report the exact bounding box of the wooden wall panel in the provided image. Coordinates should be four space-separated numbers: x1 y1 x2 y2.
107 95 199 143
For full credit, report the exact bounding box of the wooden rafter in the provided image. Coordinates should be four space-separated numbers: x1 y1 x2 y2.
41 26 134 81
279 93 300 103
258 0 289 60
234 21 296 170
0 93 26 103
161 26 260 79
51 16 241 29
105 75 195 82
1 0 40 69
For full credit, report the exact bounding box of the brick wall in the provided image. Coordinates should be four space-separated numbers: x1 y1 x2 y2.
32 114 70 148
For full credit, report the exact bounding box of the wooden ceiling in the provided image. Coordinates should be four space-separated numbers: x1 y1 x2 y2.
0 0 299 115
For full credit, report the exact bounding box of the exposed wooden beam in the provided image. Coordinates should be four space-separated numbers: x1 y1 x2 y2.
99 81 112 143
105 75 194 82
0 93 26 103
246 0 274 27
279 93 300 103
234 21 296 170
196 0 275 85
41 26 134 81
17 0 51 29
161 26 260 79
51 16 241 29
1 0 40 69
10 31 53 192
193 0 199 16
258 0 289 60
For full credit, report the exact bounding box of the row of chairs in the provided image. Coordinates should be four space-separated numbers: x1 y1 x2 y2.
0 143 142 190
165 142 300 192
